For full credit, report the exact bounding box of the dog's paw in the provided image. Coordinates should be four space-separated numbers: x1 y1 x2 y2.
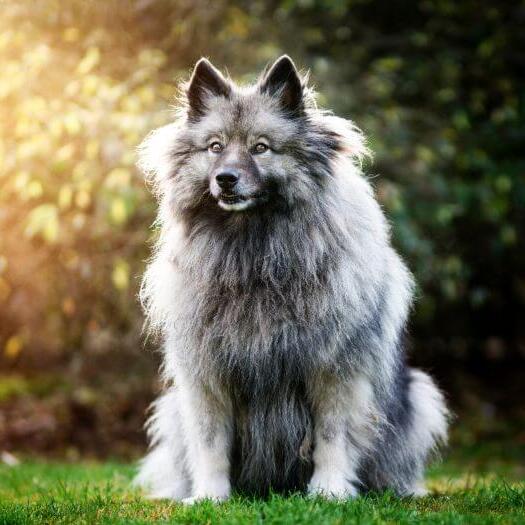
307 473 358 500
182 476 231 505
181 494 229 505
181 496 200 505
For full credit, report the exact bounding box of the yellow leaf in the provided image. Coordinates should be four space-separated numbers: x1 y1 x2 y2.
111 260 130 291
64 113 82 135
26 180 43 200
110 197 128 225
77 47 100 75
58 185 73 209
43 218 59 243
63 27 80 43
82 75 99 96
4 335 23 359
25 204 59 243
14 171 30 191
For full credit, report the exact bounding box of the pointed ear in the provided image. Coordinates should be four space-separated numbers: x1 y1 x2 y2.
186 58 231 118
259 55 303 114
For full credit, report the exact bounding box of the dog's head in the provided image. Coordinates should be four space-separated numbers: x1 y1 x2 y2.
185 56 311 213
141 56 367 220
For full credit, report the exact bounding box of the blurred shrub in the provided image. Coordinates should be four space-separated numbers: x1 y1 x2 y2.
0 2 168 367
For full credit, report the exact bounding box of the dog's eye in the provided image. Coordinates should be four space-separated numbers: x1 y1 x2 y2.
253 143 269 154
209 142 223 153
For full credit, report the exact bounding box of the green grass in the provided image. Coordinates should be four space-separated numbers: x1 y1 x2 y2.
0 458 523 525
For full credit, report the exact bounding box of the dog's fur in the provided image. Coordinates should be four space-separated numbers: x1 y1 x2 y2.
135 56 449 502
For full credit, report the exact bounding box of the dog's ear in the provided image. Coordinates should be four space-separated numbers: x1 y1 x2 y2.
186 58 231 119
259 55 303 115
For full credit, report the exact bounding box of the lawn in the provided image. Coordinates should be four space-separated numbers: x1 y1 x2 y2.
0 450 523 525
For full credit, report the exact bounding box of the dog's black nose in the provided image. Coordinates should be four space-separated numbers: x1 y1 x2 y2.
216 171 238 189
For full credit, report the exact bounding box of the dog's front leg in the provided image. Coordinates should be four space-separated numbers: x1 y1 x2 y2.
176 375 232 504
308 373 377 499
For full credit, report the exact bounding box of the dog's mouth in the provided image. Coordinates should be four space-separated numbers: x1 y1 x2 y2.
217 192 257 212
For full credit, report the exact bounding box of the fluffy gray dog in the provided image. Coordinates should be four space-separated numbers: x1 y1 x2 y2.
135 55 448 503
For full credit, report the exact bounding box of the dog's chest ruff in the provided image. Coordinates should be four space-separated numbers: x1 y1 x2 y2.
195 283 344 392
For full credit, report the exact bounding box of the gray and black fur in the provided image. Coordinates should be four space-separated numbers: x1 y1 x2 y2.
135 56 449 501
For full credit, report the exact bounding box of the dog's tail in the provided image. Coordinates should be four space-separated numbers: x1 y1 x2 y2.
407 368 449 455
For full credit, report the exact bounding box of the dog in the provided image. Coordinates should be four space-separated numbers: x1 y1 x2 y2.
134 55 448 503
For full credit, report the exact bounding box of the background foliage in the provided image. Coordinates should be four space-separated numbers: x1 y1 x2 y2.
0 0 524 457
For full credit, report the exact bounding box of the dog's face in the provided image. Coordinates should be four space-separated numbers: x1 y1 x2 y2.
166 56 340 217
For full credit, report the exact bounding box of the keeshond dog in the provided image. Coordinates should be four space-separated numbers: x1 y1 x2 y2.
135 56 448 502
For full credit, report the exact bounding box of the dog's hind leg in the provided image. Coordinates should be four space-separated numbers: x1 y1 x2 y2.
134 389 191 500
307 373 379 499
